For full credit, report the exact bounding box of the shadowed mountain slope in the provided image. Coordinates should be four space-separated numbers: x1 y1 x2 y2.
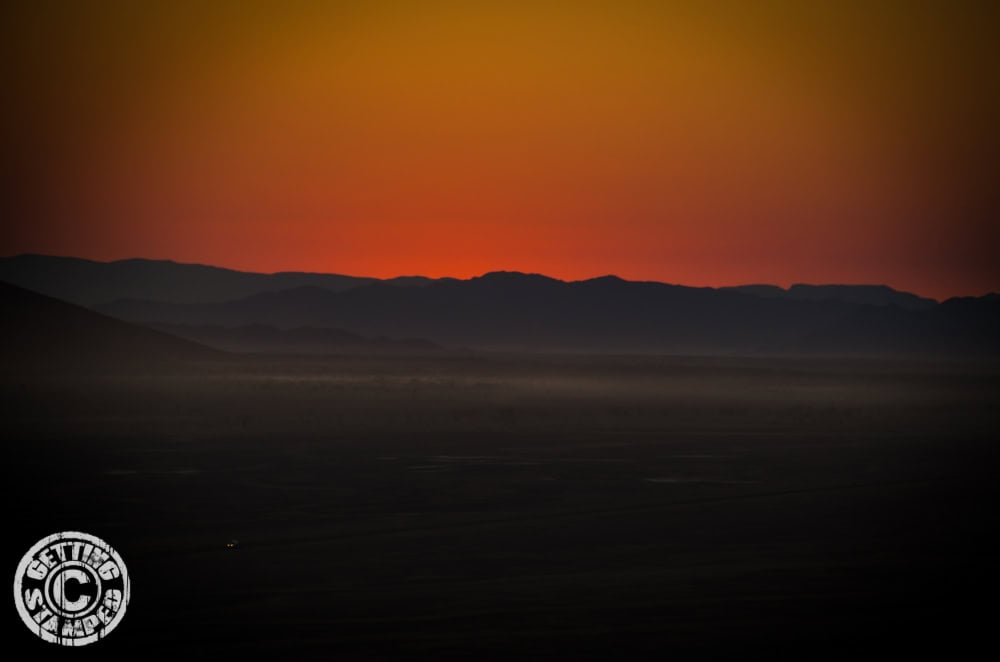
0 280 222 373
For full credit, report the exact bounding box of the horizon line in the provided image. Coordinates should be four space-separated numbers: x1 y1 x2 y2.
8 251 1000 302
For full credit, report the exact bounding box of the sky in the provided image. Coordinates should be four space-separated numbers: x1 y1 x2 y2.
2 1 997 299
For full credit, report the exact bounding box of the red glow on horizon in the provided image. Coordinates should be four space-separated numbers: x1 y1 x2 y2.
3 3 997 301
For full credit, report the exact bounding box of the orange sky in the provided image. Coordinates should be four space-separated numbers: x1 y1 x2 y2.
3 1 998 299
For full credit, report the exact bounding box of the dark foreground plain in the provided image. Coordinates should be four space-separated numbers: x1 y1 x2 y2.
4 353 999 659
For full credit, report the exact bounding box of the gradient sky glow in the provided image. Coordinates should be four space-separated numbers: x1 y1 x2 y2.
3 1 998 299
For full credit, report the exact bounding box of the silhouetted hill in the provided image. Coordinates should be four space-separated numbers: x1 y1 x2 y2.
2 254 937 313
5 256 994 356
0 280 222 374
150 323 439 354
0 254 440 305
723 284 937 310
94 272 1000 356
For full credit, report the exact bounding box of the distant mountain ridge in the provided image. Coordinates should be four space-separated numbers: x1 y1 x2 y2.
3 255 996 356
0 254 942 309
722 284 937 311
96 271 998 356
0 254 443 306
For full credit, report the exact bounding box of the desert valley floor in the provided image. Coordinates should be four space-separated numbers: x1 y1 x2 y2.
4 352 998 658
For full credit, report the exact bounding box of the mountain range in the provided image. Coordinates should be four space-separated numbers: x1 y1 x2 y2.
0 254 441 306
2 254 997 356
